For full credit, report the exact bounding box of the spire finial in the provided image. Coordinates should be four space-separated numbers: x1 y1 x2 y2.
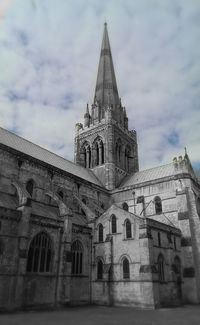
184 147 187 155
94 23 119 108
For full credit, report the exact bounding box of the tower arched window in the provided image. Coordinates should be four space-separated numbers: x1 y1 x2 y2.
71 240 83 275
97 259 103 280
98 223 103 242
157 254 165 282
123 257 130 279
122 202 129 211
155 196 162 214
81 143 91 168
26 179 34 197
111 214 117 234
125 219 132 239
26 232 52 273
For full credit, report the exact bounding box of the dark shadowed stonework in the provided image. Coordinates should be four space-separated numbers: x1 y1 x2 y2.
0 24 200 311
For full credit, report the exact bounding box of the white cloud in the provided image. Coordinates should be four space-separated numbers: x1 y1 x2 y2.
0 0 200 170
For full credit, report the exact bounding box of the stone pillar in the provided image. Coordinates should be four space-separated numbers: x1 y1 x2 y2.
60 213 73 305
186 187 200 302
139 219 159 308
13 203 32 309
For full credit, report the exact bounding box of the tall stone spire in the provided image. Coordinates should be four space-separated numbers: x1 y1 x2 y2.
94 23 120 108
75 23 139 190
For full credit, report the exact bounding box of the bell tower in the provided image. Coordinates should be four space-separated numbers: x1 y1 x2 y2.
74 23 139 190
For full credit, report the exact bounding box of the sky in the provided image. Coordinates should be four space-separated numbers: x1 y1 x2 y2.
0 0 200 171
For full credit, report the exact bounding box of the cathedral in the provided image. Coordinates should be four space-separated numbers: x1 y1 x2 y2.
0 23 200 311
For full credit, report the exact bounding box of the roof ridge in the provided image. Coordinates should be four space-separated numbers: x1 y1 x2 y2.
137 162 173 173
0 126 80 168
0 126 104 187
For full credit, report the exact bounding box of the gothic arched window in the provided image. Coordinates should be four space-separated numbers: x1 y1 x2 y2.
26 232 52 273
97 259 103 280
71 240 83 275
155 196 162 214
26 179 34 197
100 141 104 164
123 258 130 279
125 219 132 239
98 223 103 242
158 254 165 282
122 202 129 211
111 214 117 234
96 142 99 166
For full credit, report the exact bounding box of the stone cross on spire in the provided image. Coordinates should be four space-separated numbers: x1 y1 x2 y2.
94 23 120 108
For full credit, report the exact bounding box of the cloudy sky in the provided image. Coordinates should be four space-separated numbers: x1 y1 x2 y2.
0 0 200 171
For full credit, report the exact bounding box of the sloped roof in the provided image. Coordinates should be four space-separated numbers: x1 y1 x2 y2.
119 163 188 188
0 127 103 187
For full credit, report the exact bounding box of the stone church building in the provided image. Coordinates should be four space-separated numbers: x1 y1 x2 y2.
0 24 200 310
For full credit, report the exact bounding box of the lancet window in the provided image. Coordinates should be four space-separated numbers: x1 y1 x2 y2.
125 219 132 239
123 257 130 279
111 214 117 233
97 259 103 280
98 223 104 242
